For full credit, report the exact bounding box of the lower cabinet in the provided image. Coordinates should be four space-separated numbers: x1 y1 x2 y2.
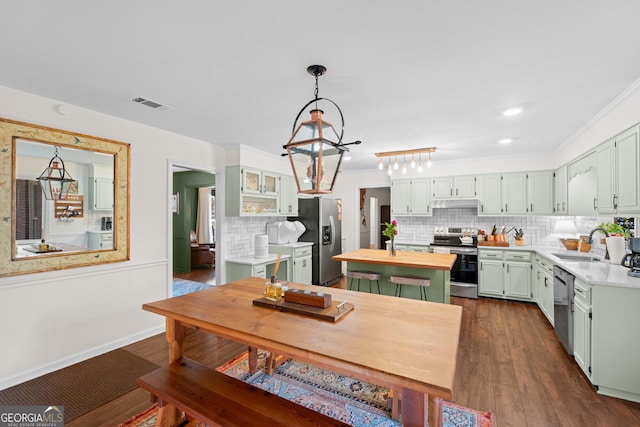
534 255 554 325
573 278 592 379
478 256 503 297
478 249 532 301
392 243 430 253
269 243 313 285
590 284 640 400
87 231 113 250
226 255 290 283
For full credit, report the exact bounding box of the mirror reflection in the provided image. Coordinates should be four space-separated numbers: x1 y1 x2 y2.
14 139 115 258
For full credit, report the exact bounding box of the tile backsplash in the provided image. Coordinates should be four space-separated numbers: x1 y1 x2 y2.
223 216 275 258
385 208 617 248
223 209 634 258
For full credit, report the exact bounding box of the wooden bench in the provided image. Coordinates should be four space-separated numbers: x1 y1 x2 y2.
137 357 350 427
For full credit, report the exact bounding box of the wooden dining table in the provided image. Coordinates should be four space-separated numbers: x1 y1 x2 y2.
142 277 463 427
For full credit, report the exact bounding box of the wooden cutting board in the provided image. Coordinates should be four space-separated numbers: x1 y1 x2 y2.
478 241 509 247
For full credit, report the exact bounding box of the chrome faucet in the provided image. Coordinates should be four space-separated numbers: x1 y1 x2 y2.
588 227 611 259
587 227 610 244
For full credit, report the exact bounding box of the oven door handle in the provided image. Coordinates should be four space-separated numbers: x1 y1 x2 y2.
450 248 478 255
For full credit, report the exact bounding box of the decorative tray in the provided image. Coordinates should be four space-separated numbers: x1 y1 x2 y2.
252 297 354 322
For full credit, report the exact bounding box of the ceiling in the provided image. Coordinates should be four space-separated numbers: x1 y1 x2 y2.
3 1 640 172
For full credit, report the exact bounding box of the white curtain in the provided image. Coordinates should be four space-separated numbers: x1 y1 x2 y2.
196 186 214 244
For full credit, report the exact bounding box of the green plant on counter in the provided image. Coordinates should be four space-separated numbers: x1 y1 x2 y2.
382 220 398 240
598 222 632 239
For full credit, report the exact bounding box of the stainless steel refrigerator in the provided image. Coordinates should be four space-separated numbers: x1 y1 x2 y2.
289 197 342 286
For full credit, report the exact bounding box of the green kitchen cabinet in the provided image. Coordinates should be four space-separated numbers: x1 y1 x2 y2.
534 254 554 325
554 164 568 214
479 249 532 301
279 174 299 215
432 175 476 199
596 125 640 214
89 177 114 210
573 278 592 379
568 150 598 216
390 179 410 215
528 170 555 215
596 138 615 213
504 259 531 299
226 166 281 216
390 178 431 216
269 243 312 285
226 255 290 282
591 284 640 401
479 259 503 296
390 242 430 253
478 250 503 297
478 173 527 215
478 174 502 215
502 173 528 215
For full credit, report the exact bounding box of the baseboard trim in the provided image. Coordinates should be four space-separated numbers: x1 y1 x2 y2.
0 324 165 390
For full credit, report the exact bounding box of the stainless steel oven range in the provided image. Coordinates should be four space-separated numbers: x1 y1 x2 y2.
429 226 478 299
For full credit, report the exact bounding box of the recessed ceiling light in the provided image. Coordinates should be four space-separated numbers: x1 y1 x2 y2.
502 107 522 116
498 138 513 144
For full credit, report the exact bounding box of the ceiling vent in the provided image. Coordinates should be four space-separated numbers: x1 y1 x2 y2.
131 97 173 111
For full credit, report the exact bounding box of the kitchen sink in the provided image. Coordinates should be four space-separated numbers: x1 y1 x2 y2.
551 253 602 262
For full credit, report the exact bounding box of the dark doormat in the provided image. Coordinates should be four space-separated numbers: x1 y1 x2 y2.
0 349 159 423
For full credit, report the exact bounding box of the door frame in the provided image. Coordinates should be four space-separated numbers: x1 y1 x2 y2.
167 160 218 296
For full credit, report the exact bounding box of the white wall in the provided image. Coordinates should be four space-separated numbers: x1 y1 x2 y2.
0 85 226 389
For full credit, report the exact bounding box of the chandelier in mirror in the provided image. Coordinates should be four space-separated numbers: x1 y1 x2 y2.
376 147 436 176
37 145 75 200
283 65 360 195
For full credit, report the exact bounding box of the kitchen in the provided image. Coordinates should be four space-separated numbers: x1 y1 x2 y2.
4 3 640 426
224 151 640 402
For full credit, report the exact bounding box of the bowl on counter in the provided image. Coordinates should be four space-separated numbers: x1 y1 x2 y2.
560 238 579 251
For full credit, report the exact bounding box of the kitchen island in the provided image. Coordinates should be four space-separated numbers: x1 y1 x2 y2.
333 248 456 303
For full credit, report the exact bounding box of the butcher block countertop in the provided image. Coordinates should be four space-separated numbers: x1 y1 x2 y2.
333 248 456 270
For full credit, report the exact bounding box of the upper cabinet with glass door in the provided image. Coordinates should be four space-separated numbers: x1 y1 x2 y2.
241 168 279 197
227 166 290 216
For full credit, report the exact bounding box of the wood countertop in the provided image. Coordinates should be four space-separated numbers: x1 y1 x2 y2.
333 248 456 270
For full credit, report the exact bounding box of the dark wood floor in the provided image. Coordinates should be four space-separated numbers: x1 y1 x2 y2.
66 268 640 426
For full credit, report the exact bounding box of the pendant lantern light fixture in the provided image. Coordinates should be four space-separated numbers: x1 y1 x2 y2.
375 147 436 176
37 145 74 200
283 65 361 195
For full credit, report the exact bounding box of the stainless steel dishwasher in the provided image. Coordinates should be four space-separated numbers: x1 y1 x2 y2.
553 265 575 354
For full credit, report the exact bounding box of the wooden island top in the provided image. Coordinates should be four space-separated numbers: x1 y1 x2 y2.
333 248 456 270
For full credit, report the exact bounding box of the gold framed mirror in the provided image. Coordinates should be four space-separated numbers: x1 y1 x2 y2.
1 118 130 277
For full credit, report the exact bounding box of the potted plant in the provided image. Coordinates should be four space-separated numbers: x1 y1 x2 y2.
382 220 398 256
597 222 632 240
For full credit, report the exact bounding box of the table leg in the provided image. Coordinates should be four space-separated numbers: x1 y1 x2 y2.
166 318 186 362
428 394 441 427
400 388 428 427
155 319 187 427
390 389 401 421
248 346 258 374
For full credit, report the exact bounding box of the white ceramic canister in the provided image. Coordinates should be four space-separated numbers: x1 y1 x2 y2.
254 234 269 258
605 236 626 265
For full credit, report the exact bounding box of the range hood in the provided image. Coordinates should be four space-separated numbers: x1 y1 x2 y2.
431 199 478 209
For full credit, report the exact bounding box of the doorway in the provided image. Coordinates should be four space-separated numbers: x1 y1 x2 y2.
358 187 391 249
171 167 216 281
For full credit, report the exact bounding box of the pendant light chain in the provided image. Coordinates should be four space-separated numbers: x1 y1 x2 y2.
314 72 320 110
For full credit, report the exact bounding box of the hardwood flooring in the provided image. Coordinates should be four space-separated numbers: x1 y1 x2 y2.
60 270 640 426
